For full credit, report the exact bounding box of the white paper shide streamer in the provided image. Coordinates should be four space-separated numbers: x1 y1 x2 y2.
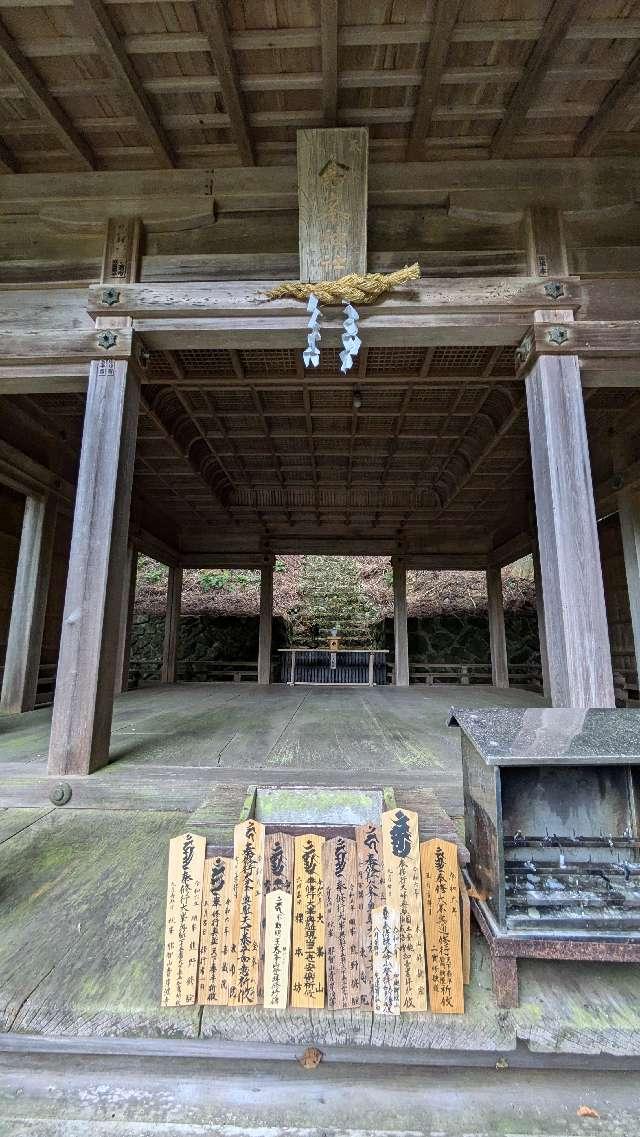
340 302 361 374
303 293 321 368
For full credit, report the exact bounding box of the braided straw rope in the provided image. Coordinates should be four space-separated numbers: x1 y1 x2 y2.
264 262 420 306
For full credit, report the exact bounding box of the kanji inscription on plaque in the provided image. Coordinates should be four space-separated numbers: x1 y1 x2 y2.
228 819 265 1006
161 832 206 1007
371 904 400 1015
421 839 464 1014
381 808 427 1011
291 833 325 1008
197 855 233 1006
323 836 360 1009
263 888 293 1010
355 822 385 1008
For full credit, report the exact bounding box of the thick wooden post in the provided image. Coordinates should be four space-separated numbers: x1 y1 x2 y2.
48 359 140 774
1 494 57 714
257 561 274 686
392 559 409 687
526 356 614 706
486 566 509 689
618 491 640 684
114 543 137 695
161 564 182 684
531 538 551 699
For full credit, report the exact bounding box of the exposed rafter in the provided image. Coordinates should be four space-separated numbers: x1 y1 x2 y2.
0 15 94 169
406 0 461 161
491 0 580 157
0 135 16 173
575 44 640 156
320 0 338 125
72 0 175 168
195 0 255 165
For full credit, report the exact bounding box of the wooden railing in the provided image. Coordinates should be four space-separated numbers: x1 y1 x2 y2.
128 658 272 684
386 660 543 688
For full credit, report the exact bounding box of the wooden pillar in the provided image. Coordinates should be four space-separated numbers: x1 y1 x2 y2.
486 566 509 689
526 354 614 707
114 543 137 695
524 206 614 708
618 491 640 684
1 494 57 714
48 359 140 774
161 565 182 684
531 538 551 699
392 559 409 687
257 561 274 685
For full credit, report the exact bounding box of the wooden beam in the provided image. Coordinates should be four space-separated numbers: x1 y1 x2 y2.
0 329 133 365
406 0 461 161
195 0 254 165
257 561 274 686
576 44 640 156
0 16 94 170
0 494 57 713
160 564 182 684
517 321 640 373
486 566 509 689
320 0 338 125
72 0 175 168
618 490 640 687
523 207 569 276
0 134 16 172
392 559 409 688
48 358 140 775
531 536 551 700
297 128 368 282
491 0 581 157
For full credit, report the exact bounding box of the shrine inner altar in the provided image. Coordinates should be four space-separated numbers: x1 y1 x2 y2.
279 649 388 686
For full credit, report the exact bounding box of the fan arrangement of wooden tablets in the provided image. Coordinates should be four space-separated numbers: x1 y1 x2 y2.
161 809 466 1015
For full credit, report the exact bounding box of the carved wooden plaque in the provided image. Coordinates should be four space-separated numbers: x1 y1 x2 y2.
291 833 325 1008
421 839 464 1014
381 808 427 1011
228 819 265 1006
263 889 293 1010
355 822 385 1008
161 832 206 1007
259 832 295 999
371 905 401 1015
323 835 360 1010
197 855 233 1006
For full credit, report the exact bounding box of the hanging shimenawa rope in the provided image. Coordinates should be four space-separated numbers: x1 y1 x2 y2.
264 262 420 306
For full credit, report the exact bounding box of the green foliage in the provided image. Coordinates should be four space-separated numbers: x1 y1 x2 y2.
287 556 378 646
137 555 168 586
197 568 260 592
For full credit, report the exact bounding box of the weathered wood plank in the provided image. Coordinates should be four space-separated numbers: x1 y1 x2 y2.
322 836 360 1010
262 888 292 1010
160 565 182 685
257 562 273 687
161 832 206 1007
355 822 384 1009
228 819 264 1007
421 839 464 1014
371 904 401 1015
392 561 409 687
381 807 427 1012
291 833 325 1008
197 854 233 1007
486 566 509 690
297 128 368 282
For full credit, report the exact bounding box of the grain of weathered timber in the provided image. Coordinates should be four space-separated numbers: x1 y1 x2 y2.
197 855 233 1006
0 16 94 169
291 833 325 1008
458 867 471 986
407 0 461 160
194 0 254 165
72 0 175 168
355 822 384 1009
0 494 57 714
257 562 273 687
228 819 264 1007
392 561 409 687
161 831 206 1007
47 359 141 774
297 128 368 282
85 276 582 320
160 565 182 685
524 207 569 276
486 567 509 690
526 346 615 707
0 329 133 364
519 322 640 371
320 0 338 125
101 217 142 284
576 43 640 157
323 836 360 1010
531 537 551 700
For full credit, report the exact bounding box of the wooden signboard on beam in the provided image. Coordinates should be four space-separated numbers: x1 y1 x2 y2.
291 833 325 1008
161 831 206 1007
228 819 265 1007
297 127 368 282
421 839 464 1015
381 808 428 1012
197 854 233 1006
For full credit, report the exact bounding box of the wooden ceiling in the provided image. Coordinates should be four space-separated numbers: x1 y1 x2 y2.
1 0 640 173
9 346 640 557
